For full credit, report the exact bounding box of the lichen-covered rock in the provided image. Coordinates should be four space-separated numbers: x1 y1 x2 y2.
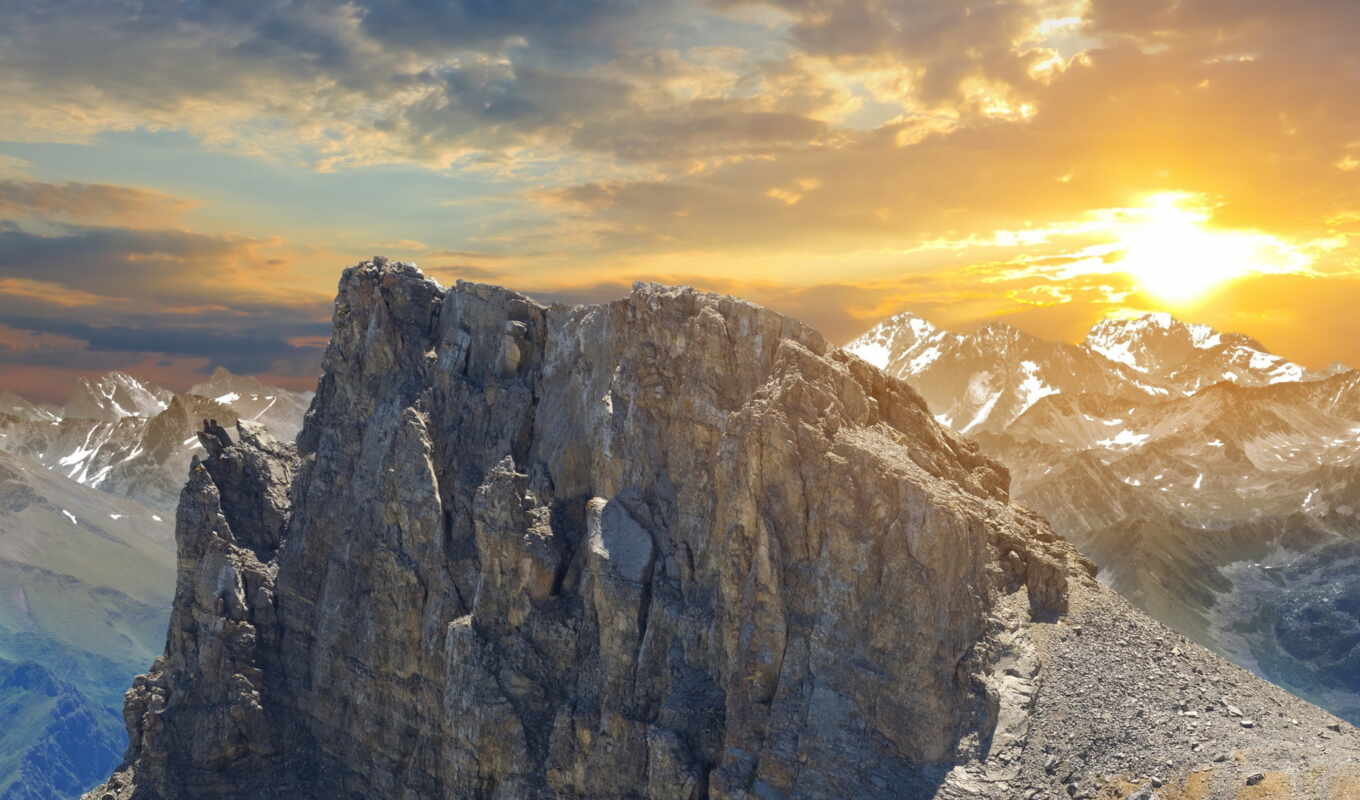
88 260 1083 799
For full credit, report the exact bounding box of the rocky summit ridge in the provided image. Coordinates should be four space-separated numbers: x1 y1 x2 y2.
87 260 1360 799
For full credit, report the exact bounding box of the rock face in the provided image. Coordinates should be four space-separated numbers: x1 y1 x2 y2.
87 261 1360 800
90 260 1081 799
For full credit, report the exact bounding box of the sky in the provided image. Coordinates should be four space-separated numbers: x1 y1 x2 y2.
2 0 1359 402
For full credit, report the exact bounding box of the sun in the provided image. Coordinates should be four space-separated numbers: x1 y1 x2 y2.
1111 192 1306 305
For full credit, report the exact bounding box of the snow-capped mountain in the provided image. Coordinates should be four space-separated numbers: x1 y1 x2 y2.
847 313 1160 434
0 368 311 797
1085 313 1333 394
0 369 311 508
847 309 1360 722
847 311 1340 435
0 391 61 424
189 367 311 442
62 372 172 421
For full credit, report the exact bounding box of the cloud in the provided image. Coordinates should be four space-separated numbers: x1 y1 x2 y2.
718 0 1076 109
0 156 31 179
0 0 861 173
0 220 333 309
5 0 1360 392
0 0 682 168
0 180 194 225
0 211 333 393
0 312 325 372
356 0 678 53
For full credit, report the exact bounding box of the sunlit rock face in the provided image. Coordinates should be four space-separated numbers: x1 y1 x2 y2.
89 260 1077 799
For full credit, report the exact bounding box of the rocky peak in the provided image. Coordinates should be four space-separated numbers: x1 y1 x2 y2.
0 390 60 423
843 310 944 371
63 371 171 421
1083 313 1280 381
90 260 1087 799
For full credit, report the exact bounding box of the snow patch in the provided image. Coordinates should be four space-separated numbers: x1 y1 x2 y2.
959 372 1001 433
961 390 1002 434
845 341 890 369
1249 350 1280 371
1269 363 1304 384
907 346 943 373
1089 337 1144 372
1188 324 1222 350
1016 360 1061 416
1096 430 1151 448
61 509 77 526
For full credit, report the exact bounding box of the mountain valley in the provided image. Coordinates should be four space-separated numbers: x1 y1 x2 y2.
0 372 309 799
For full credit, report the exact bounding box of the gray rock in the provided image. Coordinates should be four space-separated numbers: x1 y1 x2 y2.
82 262 1360 800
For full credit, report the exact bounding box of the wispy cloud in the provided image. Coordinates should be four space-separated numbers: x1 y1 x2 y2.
0 180 194 225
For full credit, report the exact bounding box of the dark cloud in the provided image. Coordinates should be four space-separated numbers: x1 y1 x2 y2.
0 221 295 305
0 214 331 386
1 0 848 168
0 292 329 383
356 0 674 54
0 313 326 375
0 0 700 166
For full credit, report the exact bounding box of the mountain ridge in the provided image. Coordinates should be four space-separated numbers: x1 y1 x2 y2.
851 306 1360 726
846 310 1340 435
84 261 1360 800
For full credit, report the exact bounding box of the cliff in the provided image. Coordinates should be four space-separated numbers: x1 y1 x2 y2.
86 261 1360 799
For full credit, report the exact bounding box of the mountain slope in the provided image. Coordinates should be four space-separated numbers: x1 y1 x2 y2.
189 368 312 443
852 309 1360 725
0 660 123 800
0 371 309 799
87 262 1360 800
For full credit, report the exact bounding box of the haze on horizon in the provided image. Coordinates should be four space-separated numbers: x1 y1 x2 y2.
1 0 1358 403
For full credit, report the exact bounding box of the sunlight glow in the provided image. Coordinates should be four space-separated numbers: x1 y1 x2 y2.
1110 192 1313 304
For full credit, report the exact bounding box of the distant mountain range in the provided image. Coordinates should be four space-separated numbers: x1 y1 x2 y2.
848 310 1360 722
0 370 309 799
